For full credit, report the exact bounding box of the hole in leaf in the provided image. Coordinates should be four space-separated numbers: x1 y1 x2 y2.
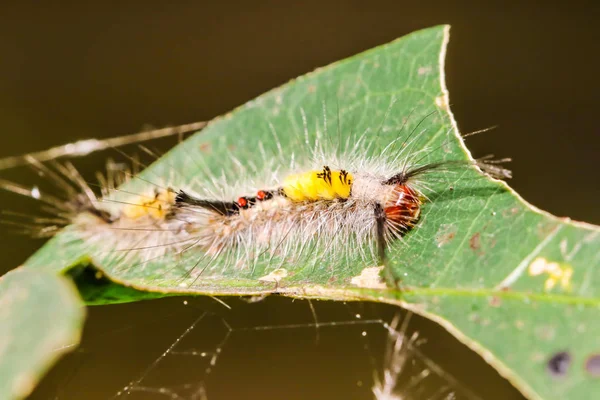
547 351 571 377
585 354 600 377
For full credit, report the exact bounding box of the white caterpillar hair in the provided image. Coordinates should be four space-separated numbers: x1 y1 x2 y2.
1 107 510 287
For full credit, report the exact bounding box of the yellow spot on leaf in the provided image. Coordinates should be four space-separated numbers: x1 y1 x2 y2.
258 268 288 283
528 257 573 292
350 266 387 289
435 95 448 111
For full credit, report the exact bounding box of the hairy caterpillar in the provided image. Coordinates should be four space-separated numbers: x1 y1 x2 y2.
0 105 510 287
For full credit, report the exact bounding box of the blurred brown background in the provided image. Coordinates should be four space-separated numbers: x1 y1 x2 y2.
0 1 598 399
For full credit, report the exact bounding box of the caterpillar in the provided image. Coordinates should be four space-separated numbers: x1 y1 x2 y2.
1 108 510 287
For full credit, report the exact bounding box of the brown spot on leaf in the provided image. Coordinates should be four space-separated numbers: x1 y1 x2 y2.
585 354 600 377
502 207 520 217
418 65 432 75
536 222 559 239
435 224 457 248
488 296 501 307
547 351 571 377
470 232 481 253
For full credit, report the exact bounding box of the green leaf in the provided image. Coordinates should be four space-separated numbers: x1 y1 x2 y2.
21 26 600 400
0 268 84 399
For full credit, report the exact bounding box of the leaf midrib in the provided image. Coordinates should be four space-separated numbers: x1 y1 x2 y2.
406 286 598 306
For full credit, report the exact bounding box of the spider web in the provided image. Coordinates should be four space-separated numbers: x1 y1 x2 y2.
28 296 521 400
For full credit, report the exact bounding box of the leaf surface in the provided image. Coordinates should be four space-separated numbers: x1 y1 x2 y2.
0 268 84 399
22 26 600 400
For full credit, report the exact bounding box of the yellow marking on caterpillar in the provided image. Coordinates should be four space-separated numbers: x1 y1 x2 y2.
282 167 353 202
122 190 176 220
